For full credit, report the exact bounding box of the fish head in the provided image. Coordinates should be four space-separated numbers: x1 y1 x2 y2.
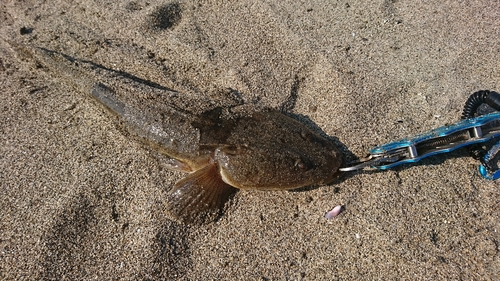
215 111 344 190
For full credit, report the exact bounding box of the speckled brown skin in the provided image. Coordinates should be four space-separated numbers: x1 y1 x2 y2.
26 45 344 224
215 111 343 190
98 92 343 223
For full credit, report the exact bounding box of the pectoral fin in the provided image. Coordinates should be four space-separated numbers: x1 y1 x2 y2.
166 164 237 224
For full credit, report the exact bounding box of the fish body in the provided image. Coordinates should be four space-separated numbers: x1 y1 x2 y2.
26 44 343 223
93 84 343 223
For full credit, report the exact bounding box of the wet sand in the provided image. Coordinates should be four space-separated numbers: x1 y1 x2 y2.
1 0 499 279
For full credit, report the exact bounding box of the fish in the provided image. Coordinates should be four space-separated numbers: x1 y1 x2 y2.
16 42 344 224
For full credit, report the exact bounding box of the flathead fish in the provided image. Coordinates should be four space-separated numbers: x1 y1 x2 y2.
18 43 343 223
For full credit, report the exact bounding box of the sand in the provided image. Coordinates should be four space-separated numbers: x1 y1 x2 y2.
1 0 499 280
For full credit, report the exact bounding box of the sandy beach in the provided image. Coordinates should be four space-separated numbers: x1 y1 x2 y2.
1 0 499 279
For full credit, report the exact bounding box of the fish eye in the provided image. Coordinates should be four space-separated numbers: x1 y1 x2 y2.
294 157 312 171
300 130 313 141
299 129 327 147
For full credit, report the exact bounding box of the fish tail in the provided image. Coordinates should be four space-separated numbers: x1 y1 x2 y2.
5 40 96 95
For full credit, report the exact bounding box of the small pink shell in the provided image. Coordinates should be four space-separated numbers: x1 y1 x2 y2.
325 205 343 219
